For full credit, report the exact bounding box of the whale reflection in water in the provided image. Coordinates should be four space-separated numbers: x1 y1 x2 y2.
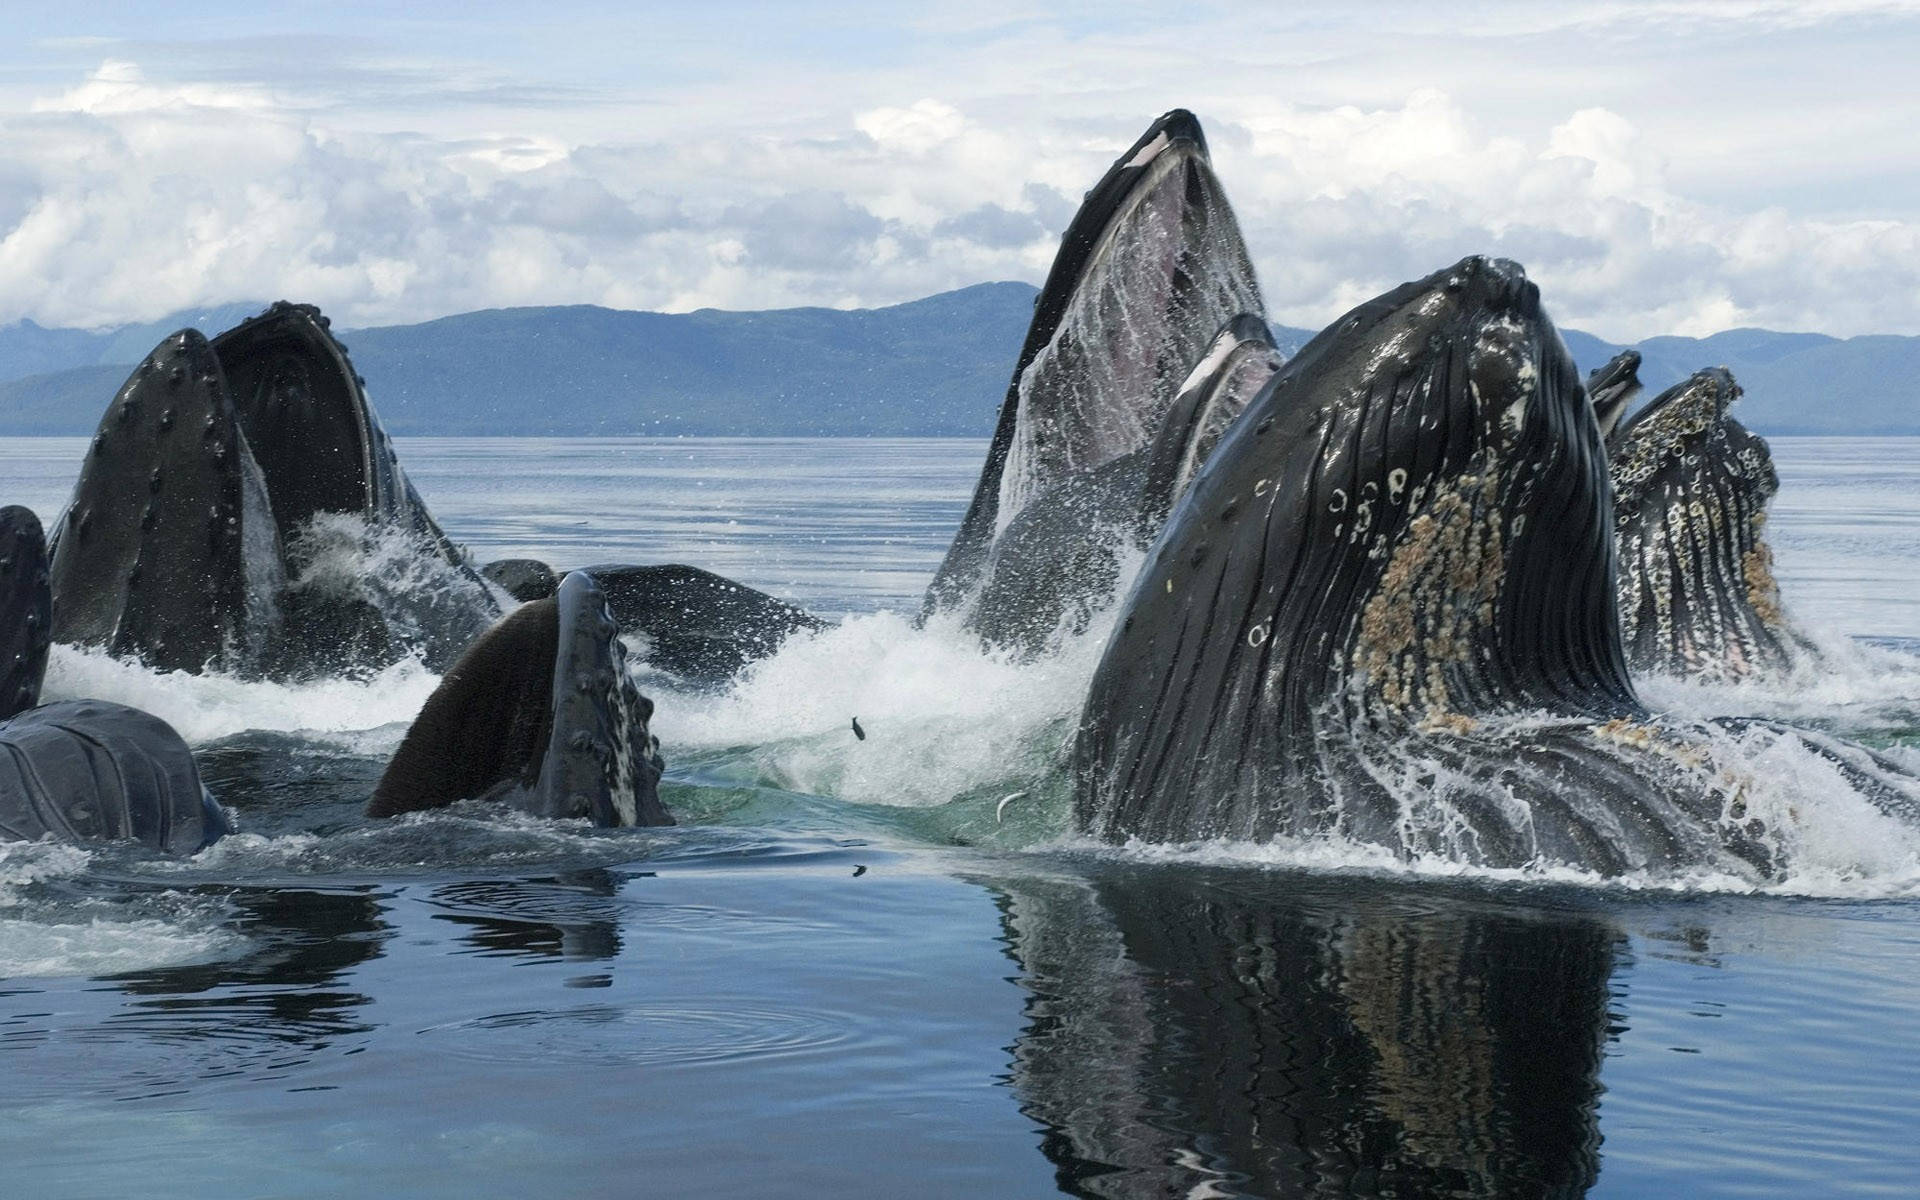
991 865 1615 1199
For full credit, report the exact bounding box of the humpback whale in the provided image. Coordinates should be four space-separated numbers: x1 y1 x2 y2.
1586 348 1643 439
0 506 230 853
369 571 670 827
1607 367 1814 682
924 110 1266 652
48 302 501 679
0 505 51 723
1073 255 1916 877
480 559 823 688
5 518 664 848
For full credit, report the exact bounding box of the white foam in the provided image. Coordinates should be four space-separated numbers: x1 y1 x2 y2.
1638 618 1920 721
0 840 92 901
0 842 244 977
1035 705 1920 900
40 643 441 745
0 914 241 978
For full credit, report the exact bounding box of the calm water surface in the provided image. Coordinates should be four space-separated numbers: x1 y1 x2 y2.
1 436 1918 1198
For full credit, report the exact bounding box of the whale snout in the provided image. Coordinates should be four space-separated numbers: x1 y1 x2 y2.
1436 255 1538 317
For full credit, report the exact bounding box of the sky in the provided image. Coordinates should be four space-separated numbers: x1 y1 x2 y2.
1 1 1918 339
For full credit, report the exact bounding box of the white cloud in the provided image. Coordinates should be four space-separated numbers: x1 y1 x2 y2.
30 59 276 115
1 45 1919 341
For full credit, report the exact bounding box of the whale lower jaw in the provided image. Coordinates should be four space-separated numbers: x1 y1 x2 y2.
367 571 669 828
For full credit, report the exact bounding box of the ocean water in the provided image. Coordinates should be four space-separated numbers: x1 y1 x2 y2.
1 435 1918 1198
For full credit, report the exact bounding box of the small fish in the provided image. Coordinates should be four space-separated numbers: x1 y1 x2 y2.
851 716 866 741
995 791 1028 825
852 864 867 877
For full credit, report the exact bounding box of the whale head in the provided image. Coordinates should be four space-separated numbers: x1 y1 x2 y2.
1076 255 1637 842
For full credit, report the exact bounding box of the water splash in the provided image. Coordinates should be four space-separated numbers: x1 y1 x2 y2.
41 642 441 745
657 604 1115 810
1638 617 1920 734
282 511 503 669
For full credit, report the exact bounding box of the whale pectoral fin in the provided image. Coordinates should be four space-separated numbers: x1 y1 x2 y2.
0 700 227 853
48 330 273 675
0 506 51 721
368 572 669 827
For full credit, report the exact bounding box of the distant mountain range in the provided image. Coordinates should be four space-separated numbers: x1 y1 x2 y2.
0 284 1914 436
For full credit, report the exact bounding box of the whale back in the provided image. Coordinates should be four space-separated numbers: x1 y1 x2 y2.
0 506 51 721
925 110 1264 622
1607 367 1804 681
575 563 824 688
0 700 228 853
1075 256 1637 844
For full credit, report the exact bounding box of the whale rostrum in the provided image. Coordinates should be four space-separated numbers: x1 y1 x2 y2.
1585 348 1643 440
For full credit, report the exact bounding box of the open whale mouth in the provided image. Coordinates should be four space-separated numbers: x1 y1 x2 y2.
1076 255 1650 852
1606 364 1805 683
46 303 499 679
367 571 669 829
922 109 1264 654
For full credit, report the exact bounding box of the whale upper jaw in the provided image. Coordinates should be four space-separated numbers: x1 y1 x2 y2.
48 329 267 674
1586 349 1643 440
525 571 671 828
